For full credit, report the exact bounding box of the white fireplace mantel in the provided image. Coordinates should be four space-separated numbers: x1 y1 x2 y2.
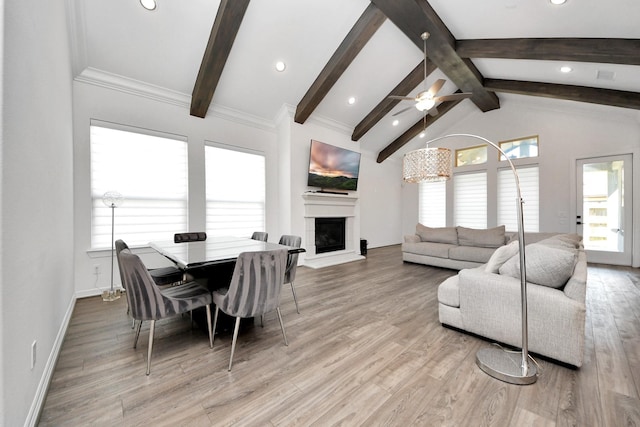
302 192 364 269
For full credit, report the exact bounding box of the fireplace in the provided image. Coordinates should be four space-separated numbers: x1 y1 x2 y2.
302 192 364 268
315 217 346 254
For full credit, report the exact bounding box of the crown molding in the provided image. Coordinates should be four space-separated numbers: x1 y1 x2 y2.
74 68 276 132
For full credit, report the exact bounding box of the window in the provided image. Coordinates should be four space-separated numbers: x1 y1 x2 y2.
499 135 538 161
456 145 487 167
205 145 265 238
90 123 188 249
419 180 446 227
497 166 539 232
454 172 487 228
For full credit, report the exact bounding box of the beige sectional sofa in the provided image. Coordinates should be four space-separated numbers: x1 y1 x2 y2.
438 233 587 367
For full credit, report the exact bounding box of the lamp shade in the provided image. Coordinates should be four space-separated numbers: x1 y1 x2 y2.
402 147 452 183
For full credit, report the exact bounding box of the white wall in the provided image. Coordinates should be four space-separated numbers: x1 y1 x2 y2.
1 0 75 425
401 95 640 266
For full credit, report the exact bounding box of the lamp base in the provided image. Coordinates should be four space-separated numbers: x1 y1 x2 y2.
102 289 121 302
476 347 538 385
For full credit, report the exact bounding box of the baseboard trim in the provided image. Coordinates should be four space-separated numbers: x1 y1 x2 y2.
24 295 76 427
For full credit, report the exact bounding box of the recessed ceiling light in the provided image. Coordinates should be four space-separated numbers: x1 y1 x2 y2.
392 120 399 126
550 0 566 4
347 97 356 105
140 0 157 11
419 132 426 138
560 65 572 73
275 61 286 72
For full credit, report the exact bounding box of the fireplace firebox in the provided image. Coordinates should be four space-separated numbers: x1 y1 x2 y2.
315 217 346 254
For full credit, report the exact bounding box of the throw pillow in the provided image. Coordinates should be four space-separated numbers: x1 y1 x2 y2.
415 223 458 244
457 225 505 248
499 243 578 289
485 241 520 273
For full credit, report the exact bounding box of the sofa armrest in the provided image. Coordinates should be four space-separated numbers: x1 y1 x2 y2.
404 234 420 244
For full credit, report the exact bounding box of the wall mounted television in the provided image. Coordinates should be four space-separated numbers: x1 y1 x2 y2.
307 139 361 193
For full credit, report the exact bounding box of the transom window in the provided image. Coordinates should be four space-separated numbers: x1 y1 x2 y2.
499 135 539 161
455 144 487 167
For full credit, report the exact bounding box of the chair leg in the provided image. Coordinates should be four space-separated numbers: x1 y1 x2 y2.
205 305 213 349
133 320 143 348
212 306 219 347
276 307 288 346
260 314 264 327
228 317 241 371
290 281 300 314
146 320 156 375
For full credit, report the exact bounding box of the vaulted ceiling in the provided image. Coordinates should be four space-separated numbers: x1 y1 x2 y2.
71 0 640 161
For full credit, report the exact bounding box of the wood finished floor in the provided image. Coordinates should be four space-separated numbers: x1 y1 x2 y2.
39 245 640 426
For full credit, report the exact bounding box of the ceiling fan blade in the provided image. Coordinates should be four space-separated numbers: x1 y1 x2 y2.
427 105 439 117
434 92 473 102
392 106 413 116
388 95 415 101
427 79 446 97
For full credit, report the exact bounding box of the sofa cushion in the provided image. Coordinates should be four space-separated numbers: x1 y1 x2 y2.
485 241 520 273
457 225 505 248
448 246 496 263
402 242 456 258
499 243 578 289
416 224 458 244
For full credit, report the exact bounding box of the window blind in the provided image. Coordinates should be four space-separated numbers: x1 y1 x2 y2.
90 124 188 249
205 145 265 238
498 165 539 232
454 171 487 228
419 180 446 227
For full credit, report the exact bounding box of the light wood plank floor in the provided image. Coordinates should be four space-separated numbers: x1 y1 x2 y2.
39 245 640 426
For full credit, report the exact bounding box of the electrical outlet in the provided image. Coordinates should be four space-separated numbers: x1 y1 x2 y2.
94 265 100 275
31 341 37 370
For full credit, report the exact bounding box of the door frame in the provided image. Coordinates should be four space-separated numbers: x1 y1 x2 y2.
575 154 633 266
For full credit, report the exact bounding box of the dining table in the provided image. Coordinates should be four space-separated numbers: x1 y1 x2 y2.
149 235 303 270
150 235 305 333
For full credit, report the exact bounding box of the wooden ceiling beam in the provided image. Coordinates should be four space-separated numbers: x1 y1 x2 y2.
376 98 462 163
457 38 640 66
190 0 251 118
370 0 500 113
485 79 640 110
294 4 386 124
352 60 436 141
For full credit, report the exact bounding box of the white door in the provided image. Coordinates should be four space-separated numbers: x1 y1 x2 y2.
576 155 633 265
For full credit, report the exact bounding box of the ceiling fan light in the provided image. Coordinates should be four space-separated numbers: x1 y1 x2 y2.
415 98 435 112
140 0 157 11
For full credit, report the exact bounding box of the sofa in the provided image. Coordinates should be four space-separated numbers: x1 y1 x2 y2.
437 233 587 367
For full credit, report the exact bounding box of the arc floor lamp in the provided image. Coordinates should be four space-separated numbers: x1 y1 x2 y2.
404 133 537 385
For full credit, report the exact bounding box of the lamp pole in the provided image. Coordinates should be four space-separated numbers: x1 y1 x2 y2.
421 133 537 384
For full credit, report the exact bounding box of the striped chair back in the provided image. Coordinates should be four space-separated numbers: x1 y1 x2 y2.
216 249 287 318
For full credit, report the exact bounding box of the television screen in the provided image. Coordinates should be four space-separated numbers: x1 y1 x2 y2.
307 140 361 191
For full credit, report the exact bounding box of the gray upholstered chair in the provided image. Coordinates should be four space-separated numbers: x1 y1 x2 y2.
115 239 183 287
278 234 302 313
174 232 207 243
250 231 268 242
212 249 288 371
117 248 213 375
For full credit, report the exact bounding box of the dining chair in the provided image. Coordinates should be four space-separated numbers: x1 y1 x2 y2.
250 231 268 242
278 234 302 313
115 239 183 287
174 232 207 243
212 248 288 371
117 248 213 375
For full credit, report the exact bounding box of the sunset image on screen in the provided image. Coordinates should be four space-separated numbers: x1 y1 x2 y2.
307 140 361 191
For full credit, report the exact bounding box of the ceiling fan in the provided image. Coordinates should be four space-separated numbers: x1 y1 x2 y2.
389 32 473 117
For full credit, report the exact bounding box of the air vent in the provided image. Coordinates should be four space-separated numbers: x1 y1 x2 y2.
596 70 616 81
